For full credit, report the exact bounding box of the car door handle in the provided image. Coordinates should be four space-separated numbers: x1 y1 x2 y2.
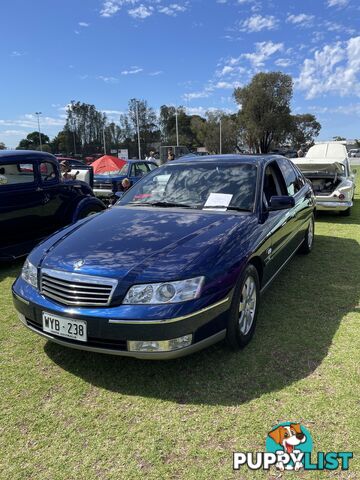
36 187 43 192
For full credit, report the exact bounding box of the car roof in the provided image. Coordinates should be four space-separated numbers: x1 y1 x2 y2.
171 154 282 165
0 150 56 163
126 159 157 164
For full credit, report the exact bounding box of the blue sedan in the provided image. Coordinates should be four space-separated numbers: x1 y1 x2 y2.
93 159 158 200
13 155 315 359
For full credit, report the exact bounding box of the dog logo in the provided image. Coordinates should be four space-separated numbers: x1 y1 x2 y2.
233 422 352 472
266 422 312 471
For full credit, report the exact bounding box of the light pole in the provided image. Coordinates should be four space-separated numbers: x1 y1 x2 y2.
136 101 142 159
103 127 106 155
35 112 42 151
70 100 77 155
175 108 179 147
219 117 222 155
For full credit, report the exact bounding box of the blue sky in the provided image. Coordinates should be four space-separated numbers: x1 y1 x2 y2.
1 0 360 148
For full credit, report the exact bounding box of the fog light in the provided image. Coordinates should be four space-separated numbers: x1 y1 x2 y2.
128 334 193 353
338 193 345 200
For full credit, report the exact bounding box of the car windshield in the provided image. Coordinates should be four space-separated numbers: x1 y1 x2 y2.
118 162 257 211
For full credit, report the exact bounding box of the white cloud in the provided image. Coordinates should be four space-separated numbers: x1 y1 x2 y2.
214 81 242 89
239 14 278 32
0 129 28 136
158 3 187 16
97 75 119 83
218 65 235 76
242 41 284 67
79 22 90 27
11 51 25 57
183 90 212 101
286 13 314 27
128 5 153 18
121 66 143 75
149 70 164 76
327 0 349 7
100 0 188 19
297 36 360 99
275 58 293 68
0 115 64 129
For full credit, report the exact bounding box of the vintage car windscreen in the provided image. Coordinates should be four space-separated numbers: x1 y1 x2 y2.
119 162 257 211
0 162 35 186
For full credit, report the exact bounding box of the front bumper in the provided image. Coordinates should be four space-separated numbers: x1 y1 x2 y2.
315 199 352 211
12 281 231 359
93 188 113 198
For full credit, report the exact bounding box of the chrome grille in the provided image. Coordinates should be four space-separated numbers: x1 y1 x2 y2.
40 268 117 307
95 182 113 190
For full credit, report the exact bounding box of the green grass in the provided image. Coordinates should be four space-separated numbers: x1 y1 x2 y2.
1 176 359 480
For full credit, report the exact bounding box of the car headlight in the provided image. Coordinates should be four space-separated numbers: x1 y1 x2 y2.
21 259 38 288
123 276 205 304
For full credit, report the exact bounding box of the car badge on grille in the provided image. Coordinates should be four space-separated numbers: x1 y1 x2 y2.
73 259 85 269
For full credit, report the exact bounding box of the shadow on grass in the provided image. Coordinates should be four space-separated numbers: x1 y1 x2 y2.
316 198 359 225
45 234 360 406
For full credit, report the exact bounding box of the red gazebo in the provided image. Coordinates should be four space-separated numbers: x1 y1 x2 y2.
91 155 127 175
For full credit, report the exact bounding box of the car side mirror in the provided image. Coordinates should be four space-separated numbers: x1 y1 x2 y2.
269 195 295 211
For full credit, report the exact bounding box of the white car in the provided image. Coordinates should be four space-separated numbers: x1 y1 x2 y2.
348 148 360 158
293 143 356 216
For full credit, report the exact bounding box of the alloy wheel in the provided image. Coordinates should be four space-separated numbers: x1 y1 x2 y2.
238 275 257 335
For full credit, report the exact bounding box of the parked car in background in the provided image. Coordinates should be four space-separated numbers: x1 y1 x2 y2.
293 142 356 216
13 154 315 359
348 148 360 158
55 157 94 187
0 150 105 260
93 159 158 201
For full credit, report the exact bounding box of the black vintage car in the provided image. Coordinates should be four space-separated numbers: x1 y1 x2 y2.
0 150 106 261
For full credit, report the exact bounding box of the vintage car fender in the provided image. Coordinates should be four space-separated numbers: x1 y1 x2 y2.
71 196 106 223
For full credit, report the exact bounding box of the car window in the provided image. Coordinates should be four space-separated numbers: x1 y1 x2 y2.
39 161 57 182
0 162 35 186
263 162 287 205
147 163 157 171
119 163 258 212
135 163 150 177
277 158 301 196
129 164 136 177
291 162 306 188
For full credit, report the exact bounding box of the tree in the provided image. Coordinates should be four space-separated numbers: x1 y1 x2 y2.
332 136 346 141
65 101 107 154
234 72 293 153
288 114 321 149
17 131 50 150
194 111 239 154
354 139 360 148
120 99 160 157
0 142 6 150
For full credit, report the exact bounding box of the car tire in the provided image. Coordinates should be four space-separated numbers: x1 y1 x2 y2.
226 264 260 349
339 207 351 217
298 215 314 254
77 203 104 220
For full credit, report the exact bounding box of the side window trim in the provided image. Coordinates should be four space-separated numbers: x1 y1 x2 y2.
0 161 36 188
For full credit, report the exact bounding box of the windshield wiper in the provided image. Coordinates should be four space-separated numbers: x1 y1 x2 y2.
203 205 251 212
127 201 194 209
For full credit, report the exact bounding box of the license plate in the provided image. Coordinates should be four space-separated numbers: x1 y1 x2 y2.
42 312 87 342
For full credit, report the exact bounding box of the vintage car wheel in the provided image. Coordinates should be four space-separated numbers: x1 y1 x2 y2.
339 207 351 217
77 203 104 220
226 264 260 349
298 215 314 254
